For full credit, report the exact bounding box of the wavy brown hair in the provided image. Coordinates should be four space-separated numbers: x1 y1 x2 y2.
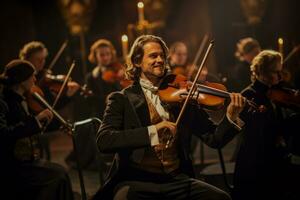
125 35 169 81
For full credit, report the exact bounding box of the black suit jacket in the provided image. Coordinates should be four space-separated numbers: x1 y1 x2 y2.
94 81 240 199
0 89 41 174
232 80 286 199
85 71 121 119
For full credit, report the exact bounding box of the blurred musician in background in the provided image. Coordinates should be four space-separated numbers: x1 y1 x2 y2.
168 41 189 76
0 60 74 200
85 39 123 119
232 50 292 200
228 37 261 162
19 41 80 161
66 39 123 175
228 37 261 92
19 41 81 106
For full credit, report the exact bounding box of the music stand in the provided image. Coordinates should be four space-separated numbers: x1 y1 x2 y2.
33 92 101 200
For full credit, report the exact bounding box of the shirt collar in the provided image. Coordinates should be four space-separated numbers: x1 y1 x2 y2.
139 78 158 93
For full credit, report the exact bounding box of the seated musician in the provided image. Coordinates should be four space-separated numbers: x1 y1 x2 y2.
93 35 246 200
19 41 80 107
64 39 123 173
19 41 81 161
168 41 189 76
232 50 293 200
0 60 74 200
86 38 123 119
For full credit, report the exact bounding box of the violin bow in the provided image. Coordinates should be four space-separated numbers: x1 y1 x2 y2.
186 34 209 102
283 44 300 64
187 34 209 80
37 40 68 86
165 39 214 148
47 40 68 71
38 61 75 133
33 92 72 131
52 60 75 108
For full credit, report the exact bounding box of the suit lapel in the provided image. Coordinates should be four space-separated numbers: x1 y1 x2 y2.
125 82 150 127
124 82 150 163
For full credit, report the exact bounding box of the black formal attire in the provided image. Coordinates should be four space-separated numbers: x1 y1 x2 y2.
0 88 73 200
228 60 251 92
65 67 121 173
93 80 241 200
85 67 122 119
232 80 287 200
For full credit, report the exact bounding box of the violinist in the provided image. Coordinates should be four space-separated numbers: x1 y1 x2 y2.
19 41 81 107
169 41 219 83
228 37 261 92
93 35 246 200
19 41 81 161
168 41 189 76
228 37 261 162
85 39 122 119
232 50 292 200
67 39 123 173
0 60 74 200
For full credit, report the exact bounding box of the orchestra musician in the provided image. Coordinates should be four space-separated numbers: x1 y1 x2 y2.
93 34 246 200
232 50 292 200
168 41 217 84
85 38 123 119
19 41 81 161
19 41 81 106
168 41 189 76
0 60 74 200
228 37 261 161
64 39 123 173
228 37 261 92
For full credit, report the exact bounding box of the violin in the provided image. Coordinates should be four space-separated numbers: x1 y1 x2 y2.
41 73 93 98
171 65 187 76
101 62 133 88
27 70 93 114
158 74 259 111
26 85 46 114
267 84 300 110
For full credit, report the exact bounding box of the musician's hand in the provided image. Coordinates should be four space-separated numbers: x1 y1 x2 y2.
59 125 72 135
226 93 246 121
66 81 80 97
36 109 53 124
155 120 177 135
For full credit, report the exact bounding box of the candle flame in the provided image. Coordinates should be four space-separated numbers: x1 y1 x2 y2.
122 34 128 42
137 2 144 9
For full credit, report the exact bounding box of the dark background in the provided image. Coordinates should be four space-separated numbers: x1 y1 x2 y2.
0 0 299 85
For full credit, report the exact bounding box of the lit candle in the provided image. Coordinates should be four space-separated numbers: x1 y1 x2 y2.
278 37 284 58
121 34 128 62
137 2 144 25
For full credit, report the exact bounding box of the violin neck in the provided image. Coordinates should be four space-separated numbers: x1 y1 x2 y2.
196 84 230 98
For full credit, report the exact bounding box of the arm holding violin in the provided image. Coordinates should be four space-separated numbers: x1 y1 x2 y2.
0 98 53 140
189 93 246 148
66 81 81 97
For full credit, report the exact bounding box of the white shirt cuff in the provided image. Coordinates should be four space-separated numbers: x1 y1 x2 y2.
226 114 245 131
148 125 159 146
